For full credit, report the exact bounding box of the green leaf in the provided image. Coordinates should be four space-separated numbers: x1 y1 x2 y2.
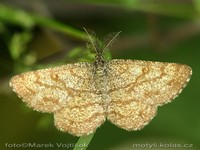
9 32 32 60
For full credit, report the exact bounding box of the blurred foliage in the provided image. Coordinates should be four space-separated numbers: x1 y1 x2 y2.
79 0 198 19
0 0 200 150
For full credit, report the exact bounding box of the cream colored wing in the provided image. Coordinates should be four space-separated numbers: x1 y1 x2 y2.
107 100 157 131
54 95 105 136
107 59 192 130
9 62 98 113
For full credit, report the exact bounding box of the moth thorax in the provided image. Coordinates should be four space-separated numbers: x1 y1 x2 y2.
94 62 107 77
93 62 108 93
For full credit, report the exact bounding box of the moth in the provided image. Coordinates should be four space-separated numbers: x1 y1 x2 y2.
10 29 192 136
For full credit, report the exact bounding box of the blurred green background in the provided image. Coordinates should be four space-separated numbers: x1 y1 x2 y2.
0 0 200 150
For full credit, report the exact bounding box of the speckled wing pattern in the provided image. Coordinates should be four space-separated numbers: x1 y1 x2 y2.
9 62 105 136
107 59 192 131
10 59 192 136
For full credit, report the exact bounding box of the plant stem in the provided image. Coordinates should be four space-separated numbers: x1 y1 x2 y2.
0 4 85 40
73 133 95 150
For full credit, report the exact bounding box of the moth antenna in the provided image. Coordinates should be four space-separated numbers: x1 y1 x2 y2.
83 27 98 53
102 31 121 52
